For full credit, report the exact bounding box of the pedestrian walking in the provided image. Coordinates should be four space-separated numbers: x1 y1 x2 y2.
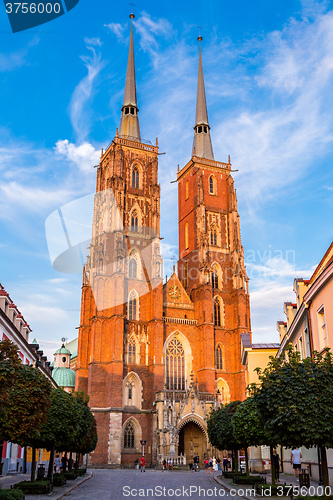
216 457 221 471
162 459 166 471
204 457 209 474
141 456 146 472
212 457 216 472
223 457 228 472
273 449 280 482
54 455 61 473
209 457 213 474
168 458 173 470
291 446 302 481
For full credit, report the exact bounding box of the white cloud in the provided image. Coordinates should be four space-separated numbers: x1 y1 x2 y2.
69 40 105 142
55 139 100 174
104 22 126 41
135 12 172 61
0 37 39 72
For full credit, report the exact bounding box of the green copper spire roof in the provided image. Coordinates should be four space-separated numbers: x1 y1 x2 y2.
52 367 75 388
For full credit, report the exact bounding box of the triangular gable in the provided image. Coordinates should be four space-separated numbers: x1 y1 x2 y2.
164 272 193 306
309 241 333 285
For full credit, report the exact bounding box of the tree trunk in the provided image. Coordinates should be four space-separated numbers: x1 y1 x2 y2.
321 446 329 489
270 446 276 486
245 447 249 477
234 449 238 472
31 447 36 482
75 452 80 470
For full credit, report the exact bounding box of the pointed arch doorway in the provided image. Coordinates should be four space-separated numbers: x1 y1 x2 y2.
178 421 207 467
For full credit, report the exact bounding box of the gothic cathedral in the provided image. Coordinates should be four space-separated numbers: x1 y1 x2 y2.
75 15 251 467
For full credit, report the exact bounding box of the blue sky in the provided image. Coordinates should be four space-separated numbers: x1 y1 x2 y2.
0 0 333 360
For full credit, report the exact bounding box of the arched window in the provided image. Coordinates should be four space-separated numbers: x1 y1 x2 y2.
212 272 218 289
123 422 135 448
210 227 217 246
209 176 214 194
128 290 138 320
166 337 185 390
129 257 137 278
132 166 139 188
185 180 189 200
128 383 132 400
131 211 138 232
185 222 189 250
214 297 221 326
128 336 136 363
215 344 223 369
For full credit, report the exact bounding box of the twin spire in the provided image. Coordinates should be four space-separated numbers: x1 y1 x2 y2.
192 36 214 160
119 18 214 160
119 14 141 141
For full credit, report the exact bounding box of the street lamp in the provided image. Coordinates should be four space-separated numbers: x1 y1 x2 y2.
140 440 147 457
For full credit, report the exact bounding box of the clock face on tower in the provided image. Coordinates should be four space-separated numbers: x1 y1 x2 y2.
169 285 181 300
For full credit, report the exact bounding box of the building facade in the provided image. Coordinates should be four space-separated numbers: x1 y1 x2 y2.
76 17 251 467
276 241 333 484
0 283 54 476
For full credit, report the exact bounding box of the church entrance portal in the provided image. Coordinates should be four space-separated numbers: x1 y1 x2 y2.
178 421 207 466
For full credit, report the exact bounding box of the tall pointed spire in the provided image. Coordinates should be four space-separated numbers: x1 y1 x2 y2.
192 36 214 160
119 13 141 141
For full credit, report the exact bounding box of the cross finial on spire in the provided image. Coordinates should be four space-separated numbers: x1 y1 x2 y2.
197 25 203 42
129 2 135 16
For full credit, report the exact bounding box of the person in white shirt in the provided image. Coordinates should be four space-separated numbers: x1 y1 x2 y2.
290 447 302 480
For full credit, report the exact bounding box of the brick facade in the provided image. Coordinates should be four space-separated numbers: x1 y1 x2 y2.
75 21 251 468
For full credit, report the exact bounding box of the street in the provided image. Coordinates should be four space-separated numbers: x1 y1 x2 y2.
64 469 244 500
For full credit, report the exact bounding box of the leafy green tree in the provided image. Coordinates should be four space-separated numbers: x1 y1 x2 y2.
253 346 333 487
207 401 242 471
232 395 277 482
0 339 52 480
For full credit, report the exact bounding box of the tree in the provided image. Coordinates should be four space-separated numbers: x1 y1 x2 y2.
0 339 52 480
232 395 277 482
253 346 333 487
207 401 242 471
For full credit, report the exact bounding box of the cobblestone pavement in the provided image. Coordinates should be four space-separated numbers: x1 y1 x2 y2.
64 469 244 500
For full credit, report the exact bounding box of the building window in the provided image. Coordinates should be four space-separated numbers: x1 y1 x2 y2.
131 211 138 232
128 290 138 320
183 262 188 288
132 167 139 188
210 227 217 246
128 383 132 400
129 258 137 278
166 337 185 391
212 272 218 289
128 336 136 363
185 180 189 200
215 344 223 369
209 176 215 195
214 297 221 326
123 422 135 448
318 306 327 351
185 222 189 250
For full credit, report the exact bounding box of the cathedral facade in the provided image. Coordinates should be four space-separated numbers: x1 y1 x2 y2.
75 15 251 467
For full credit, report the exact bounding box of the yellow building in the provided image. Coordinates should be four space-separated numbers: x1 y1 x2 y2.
241 333 279 472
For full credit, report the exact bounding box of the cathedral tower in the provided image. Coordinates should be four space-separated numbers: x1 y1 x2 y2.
177 37 250 400
76 25 252 469
76 14 164 466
